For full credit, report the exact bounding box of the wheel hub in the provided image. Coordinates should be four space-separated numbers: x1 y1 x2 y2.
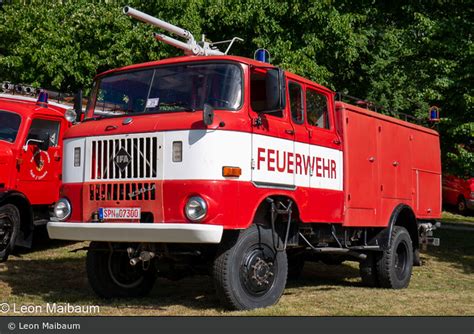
108 250 145 289
251 257 273 286
241 246 277 296
0 217 13 250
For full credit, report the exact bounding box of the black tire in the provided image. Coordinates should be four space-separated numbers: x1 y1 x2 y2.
0 204 20 262
457 197 467 215
359 252 380 287
213 225 288 310
287 253 305 280
86 242 157 298
376 226 413 289
413 248 422 266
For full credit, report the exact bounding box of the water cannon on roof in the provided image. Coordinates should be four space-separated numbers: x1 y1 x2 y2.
123 6 243 56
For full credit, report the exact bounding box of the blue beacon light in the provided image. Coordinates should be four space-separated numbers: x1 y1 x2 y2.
37 90 48 103
36 90 49 107
429 106 440 122
254 48 270 63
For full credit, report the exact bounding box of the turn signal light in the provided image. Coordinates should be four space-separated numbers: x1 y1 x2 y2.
222 166 241 177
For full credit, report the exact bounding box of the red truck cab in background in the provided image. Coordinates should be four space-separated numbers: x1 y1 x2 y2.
47 7 442 310
0 90 75 262
442 174 474 215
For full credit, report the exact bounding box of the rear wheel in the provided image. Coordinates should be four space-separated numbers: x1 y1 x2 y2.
457 197 467 215
213 225 288 310
0 204 20 262
86 242 157 298
376 226 413 289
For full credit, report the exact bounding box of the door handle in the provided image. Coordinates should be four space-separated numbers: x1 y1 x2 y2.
333 139 341 145
285 129 295 135
392 161 399 166
368 156 375 162
105 125 118 131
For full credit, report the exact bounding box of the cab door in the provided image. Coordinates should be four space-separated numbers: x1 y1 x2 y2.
250 67 295 188
305 86 344 221
16 117 63 205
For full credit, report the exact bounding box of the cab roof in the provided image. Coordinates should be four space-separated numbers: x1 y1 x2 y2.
96 55 277 79
0 95 68 118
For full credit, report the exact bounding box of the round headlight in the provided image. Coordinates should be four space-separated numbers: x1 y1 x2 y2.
54 198 71 221
64 109 77 123
184 196 207 222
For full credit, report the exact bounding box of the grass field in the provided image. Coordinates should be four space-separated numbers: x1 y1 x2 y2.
442 211 474 225
0 214 472 316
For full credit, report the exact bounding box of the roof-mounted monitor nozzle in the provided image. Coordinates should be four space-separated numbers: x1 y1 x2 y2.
123 6 242 56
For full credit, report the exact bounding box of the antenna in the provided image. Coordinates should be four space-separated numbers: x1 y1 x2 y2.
123 6 242 56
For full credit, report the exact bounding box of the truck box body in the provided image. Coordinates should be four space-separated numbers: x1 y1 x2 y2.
337 102 441 227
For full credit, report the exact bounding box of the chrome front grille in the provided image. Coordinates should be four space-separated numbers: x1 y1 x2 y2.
89 182 157 201
90 136 159 180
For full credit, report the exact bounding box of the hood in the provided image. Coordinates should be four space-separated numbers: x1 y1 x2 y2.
63 110 248 140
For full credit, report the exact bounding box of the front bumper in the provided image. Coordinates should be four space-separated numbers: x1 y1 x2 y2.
47 222 223 244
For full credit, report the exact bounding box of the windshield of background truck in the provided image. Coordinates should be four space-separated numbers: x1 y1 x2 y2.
0 110 21 143
88 63 243 117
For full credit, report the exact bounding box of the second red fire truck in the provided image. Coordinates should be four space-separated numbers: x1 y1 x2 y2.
48 7 441 310
0 85 79 262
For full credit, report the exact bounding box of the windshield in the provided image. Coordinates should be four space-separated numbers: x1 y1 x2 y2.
88 63 243 117
0 110 21 143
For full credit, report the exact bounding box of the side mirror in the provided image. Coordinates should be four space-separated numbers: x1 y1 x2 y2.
74 89 83 122
37 133 51 151
203 103 214 126
262 68 286 113
23 133 50 152
265 69 280 110
279 68 286 109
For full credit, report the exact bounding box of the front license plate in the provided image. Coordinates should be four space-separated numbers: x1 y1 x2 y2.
98 208 141 220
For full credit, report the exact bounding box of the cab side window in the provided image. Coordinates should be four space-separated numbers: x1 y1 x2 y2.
289 82 303 124
306 89 330 129
27 119 61 147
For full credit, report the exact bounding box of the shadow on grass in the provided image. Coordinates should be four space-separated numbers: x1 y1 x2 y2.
12 225 77 258
286 261 363 290
425 228 474 275
0 252 365 312
0 254 220 311
4 229 469 312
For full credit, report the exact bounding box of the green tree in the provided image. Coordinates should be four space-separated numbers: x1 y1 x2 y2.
0 0 471 175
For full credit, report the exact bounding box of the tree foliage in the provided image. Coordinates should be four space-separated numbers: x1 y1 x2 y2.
0 0 472 175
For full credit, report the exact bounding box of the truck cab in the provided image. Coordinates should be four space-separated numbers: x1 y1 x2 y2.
0 92 74 262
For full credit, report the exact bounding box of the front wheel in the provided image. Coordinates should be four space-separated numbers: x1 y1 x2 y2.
0 204 20 262
213 225 288 310
86 242 157 298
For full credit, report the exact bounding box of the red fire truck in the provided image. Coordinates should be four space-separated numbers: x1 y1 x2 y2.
47 7 441 310
0 85 79 262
